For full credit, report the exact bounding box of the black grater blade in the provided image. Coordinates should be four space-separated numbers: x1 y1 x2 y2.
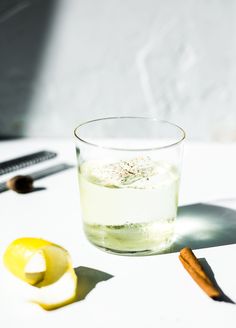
0 151 57 176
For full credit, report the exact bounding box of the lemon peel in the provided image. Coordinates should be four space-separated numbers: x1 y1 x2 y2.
3 238 78 310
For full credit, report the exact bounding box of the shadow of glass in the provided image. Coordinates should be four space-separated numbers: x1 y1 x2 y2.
170 203 236 253
74 266 113 302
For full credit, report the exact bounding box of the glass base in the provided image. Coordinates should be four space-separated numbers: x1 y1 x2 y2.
83 219 175 256
88 242 175 256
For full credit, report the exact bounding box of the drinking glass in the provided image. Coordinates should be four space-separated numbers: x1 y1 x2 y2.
74 117 185 255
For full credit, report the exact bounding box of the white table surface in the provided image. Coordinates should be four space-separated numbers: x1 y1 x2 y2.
0 138 236 328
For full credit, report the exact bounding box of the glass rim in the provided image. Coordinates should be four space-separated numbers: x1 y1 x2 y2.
74 116 186 151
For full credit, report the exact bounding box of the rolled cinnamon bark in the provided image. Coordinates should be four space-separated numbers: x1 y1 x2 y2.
179 247 220 298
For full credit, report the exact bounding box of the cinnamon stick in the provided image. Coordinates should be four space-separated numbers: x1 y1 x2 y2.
179 247 220 299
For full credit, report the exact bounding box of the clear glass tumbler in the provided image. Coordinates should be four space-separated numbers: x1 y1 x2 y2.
74 117 185 255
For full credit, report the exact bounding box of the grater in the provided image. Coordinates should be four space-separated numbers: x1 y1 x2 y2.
0 151 57 176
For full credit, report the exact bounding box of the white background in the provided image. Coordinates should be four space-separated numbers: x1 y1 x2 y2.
0 0 236 140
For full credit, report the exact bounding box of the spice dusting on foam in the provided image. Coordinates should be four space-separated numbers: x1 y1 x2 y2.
80 156 154 187
92 156 157 186
81 156 176 189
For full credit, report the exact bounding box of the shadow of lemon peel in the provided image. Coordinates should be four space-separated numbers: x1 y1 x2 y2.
47 266 113 311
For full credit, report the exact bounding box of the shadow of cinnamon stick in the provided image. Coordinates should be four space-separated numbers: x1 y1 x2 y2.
199 258 235 304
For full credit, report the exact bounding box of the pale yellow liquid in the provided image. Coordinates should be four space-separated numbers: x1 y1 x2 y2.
79 159 179 255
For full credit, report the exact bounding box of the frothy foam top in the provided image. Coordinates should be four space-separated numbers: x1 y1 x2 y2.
80 157 178 189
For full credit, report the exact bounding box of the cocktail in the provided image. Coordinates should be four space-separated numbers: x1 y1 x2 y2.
74 117 185 255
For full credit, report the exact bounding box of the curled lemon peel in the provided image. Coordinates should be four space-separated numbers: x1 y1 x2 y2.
3 238 78 310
